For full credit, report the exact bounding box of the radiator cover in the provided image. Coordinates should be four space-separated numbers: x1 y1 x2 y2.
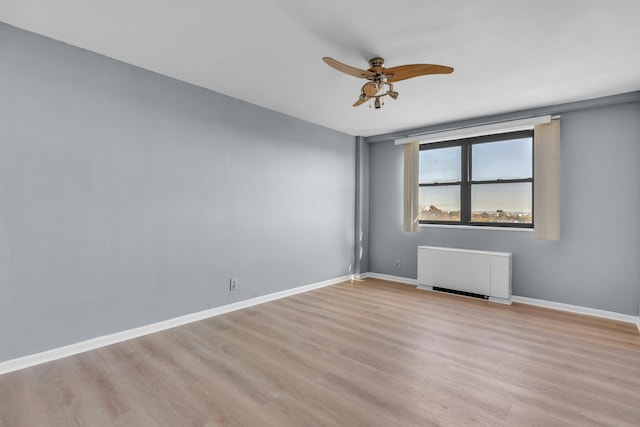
417 246 512 304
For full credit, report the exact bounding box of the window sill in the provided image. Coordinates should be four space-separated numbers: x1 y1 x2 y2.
420 223 533 232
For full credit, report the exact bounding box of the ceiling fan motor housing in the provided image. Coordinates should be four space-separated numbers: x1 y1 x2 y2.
368 57 385 69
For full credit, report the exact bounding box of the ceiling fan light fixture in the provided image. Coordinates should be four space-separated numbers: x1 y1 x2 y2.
323 56 454 109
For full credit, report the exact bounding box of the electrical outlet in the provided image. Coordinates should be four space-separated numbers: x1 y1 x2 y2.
230 278 239 291
394 260 401 270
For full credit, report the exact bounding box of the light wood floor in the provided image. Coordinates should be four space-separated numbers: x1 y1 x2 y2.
1 278 639 426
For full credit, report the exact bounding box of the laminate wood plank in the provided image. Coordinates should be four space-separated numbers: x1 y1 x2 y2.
1 278 639 426
104 335 270 426
0 369 40 427
25 358 89 427
195 314 416 426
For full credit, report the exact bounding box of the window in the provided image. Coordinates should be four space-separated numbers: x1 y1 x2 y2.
419 130 533 227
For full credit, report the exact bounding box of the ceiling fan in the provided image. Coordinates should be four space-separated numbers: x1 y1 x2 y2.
322 57 454 109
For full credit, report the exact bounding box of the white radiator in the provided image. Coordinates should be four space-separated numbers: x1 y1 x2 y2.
417 246 512 304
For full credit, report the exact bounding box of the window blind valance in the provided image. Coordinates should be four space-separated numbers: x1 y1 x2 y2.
394 115 552 145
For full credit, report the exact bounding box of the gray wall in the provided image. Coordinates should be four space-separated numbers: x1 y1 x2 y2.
0 24 355 362
368 101 640 316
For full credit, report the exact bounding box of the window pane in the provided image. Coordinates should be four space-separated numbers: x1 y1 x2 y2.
471 183 532 223
419 146 461 184
419 186 460 221
472 138 532 181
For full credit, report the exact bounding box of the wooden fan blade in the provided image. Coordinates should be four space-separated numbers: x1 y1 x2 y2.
363 82 382 97
323 57 376 79
353 97 370 107
385 64 454 82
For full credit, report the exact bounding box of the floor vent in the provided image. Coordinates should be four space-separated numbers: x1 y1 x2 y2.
432 286 489 300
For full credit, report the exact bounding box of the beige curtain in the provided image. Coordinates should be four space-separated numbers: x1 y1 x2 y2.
533 119 561 240
403 142 419 232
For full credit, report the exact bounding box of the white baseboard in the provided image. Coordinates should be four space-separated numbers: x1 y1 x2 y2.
0 275 352 376
511 295 639 326
361 272 418 286
3 274 636 376
363 272 639 329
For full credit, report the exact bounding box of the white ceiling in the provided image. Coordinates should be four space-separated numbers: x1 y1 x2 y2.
2 1 640 137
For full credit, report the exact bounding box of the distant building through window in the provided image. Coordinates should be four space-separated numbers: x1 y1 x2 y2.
419 130 533 227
